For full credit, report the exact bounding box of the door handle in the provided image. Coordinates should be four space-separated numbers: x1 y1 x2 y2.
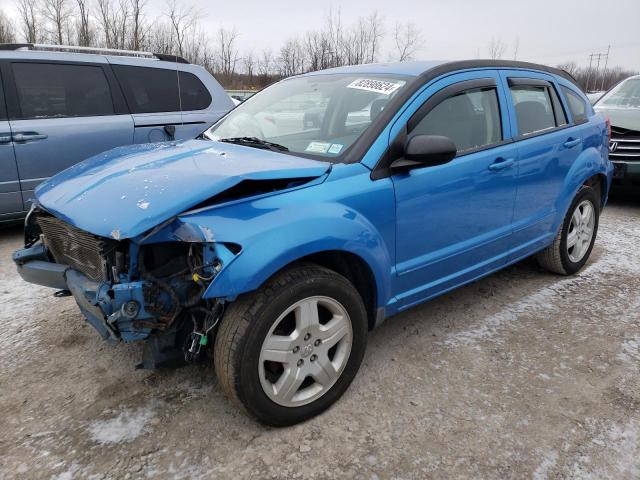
563 138 581 148
13 132 48 142
0 133 11 143
488 157 515 171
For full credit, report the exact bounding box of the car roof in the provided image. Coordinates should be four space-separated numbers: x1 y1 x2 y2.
302 59 578 86
303 60 449 77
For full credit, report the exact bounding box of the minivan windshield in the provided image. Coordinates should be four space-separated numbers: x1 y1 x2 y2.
204 74 410 160
597 77 640 108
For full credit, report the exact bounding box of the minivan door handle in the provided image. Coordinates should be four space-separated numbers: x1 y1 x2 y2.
563 138 581 148
0 133 12 143
488 157 515 171
13 132 48 143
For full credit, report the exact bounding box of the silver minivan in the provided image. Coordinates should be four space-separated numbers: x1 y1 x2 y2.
0 44 234 222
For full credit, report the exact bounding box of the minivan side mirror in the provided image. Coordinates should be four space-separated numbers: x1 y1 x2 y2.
390 135 457 172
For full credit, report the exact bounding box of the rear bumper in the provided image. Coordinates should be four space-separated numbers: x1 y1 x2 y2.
14 244 154 343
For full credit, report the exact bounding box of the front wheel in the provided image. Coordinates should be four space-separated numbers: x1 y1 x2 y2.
537 185 600 275
214 263 368 426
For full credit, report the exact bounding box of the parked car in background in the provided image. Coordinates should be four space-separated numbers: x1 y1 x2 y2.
586 91 605 104
594 75 640 190
0 44 234 222
14 60 611 426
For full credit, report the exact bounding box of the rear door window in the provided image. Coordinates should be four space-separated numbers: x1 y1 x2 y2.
561 86 588 123
411 87 503 153
509 84 557 136
113 65 212 113
12 63 114 119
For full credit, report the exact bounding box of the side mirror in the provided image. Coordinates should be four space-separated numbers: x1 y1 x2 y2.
391 135 457 172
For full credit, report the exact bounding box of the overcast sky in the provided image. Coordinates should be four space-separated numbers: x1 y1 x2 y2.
2 0 639 70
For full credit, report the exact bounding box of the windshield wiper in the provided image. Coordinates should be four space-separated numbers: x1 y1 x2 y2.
218 137 289 152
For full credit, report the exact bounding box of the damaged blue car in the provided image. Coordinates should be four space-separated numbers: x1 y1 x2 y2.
14 60 612 426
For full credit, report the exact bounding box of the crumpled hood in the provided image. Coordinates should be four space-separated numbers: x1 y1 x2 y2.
594 105 640 131
36 139 330 239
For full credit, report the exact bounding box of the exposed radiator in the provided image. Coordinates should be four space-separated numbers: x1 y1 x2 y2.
37 215 115 282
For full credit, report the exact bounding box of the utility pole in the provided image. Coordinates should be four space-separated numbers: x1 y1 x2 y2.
585 49 610 92
586 53 595 92
599 45 611 91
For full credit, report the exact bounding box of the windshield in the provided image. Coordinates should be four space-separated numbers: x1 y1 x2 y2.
204 74 410 160
597 78 640 108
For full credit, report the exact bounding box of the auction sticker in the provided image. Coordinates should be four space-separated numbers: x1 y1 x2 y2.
347 78 404 95
305 141 331 153
328 143 343 154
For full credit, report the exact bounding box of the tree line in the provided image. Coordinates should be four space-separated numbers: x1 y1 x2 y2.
0 1 635 91
0 1 423 89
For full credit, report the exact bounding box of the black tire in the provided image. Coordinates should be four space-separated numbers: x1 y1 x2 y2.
537 185 600 275
214 262 368 426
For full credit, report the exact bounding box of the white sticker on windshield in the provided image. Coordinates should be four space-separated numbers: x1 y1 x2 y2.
305 141 331 153
328 144 343 154
346 78 405 95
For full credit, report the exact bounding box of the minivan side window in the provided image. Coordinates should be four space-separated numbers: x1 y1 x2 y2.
0 72 6 120
113 65 212 113
509 85 557 136
411 87 502 153
12 63 114 119
561 86 588 123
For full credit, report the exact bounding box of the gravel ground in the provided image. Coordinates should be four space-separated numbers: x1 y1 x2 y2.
0 194 639 480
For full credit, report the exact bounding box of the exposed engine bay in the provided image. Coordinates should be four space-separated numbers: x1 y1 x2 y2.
17 207 231 369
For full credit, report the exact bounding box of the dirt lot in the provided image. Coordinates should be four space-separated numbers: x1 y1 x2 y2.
0 195 639 480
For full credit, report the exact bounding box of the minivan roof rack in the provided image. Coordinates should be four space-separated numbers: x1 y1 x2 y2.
0 43 189 63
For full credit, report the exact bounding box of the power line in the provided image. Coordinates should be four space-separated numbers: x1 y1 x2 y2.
585 47 610 92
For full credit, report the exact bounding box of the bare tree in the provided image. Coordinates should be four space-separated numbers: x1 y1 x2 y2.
487 37 506 59
146 21 174 54
166 0 199 57
0 11 16 43
129 0 147 51
16 0 41 43
393 21 422 61
41 0 72 44
258 48 273 78
366 11 384 63
75 0 93 46
558 61 579 77
217 27 239 77
279 37 305 76
512 37 519 60
243 51 256 82
97 0 130 49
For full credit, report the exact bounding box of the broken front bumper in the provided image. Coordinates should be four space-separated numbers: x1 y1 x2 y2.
13 245 155 343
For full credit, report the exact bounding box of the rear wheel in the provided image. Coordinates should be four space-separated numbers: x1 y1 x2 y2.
537 185 600 275
214 263 368 426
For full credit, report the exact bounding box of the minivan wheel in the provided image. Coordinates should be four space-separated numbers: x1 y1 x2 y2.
214 263 368 426
537 185 600 275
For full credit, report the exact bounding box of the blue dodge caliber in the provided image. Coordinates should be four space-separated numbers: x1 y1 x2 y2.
14 60 612 425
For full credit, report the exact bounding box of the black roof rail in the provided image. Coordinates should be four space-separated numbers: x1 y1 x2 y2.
153 53 189 64
0 43 34 50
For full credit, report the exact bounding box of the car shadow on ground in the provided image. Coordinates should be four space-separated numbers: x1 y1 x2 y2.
608 189 640 208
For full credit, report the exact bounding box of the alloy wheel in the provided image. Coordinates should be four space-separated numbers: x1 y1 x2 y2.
258 296 353 407
567 199 595 263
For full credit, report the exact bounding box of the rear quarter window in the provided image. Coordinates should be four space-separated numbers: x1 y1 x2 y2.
113 65 212 113
561 86 588 123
